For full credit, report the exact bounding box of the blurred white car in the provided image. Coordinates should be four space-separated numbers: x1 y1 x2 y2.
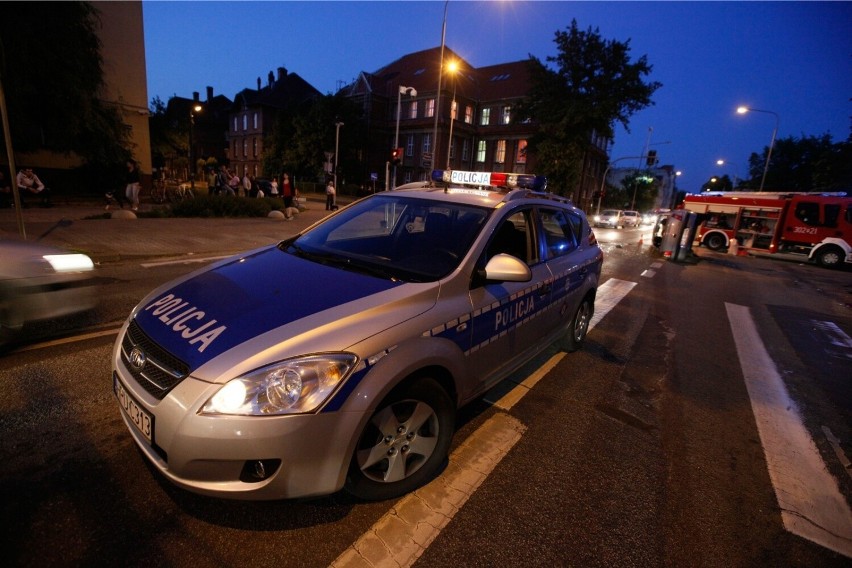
593 209 625 228
622 210 641 227
0 240 98 346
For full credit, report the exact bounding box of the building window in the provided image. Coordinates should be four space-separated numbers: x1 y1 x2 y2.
242 114 247 131
476 140 486 163
451 100 458 120
242 138 247 157
502 106 511 125
409 100 417 119
422 133 432 155
406 134 414 156
253 112 258 129
480 108 491 126
233 140 238 156
233 117 238 132
426 98 435 118
516 139 528 164
252 137 258 157
449 137 455 159
462 139 470 162
465 105 473 124
495 140 506 164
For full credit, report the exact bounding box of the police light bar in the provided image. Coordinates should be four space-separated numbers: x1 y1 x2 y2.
431 169 547 192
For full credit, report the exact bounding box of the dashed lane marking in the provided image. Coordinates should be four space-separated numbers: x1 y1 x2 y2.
726 303 852 558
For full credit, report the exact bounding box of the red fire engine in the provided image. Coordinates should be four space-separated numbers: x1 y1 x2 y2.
681 192 851 268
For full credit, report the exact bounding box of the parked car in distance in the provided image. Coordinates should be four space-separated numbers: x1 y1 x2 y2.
111 168 604 501
0 240 98 347
593 209 625 228
622 210 641 227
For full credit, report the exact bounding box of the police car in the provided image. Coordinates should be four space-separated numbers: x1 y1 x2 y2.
112 169 603 501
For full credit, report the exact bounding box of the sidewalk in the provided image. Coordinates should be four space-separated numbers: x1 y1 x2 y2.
0 191 351 263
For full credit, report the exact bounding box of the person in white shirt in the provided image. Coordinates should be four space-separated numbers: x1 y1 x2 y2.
17 168 52 207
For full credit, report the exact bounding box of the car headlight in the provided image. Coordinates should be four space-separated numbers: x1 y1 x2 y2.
200 353 358 416
43 253 94 273
593 215 600 222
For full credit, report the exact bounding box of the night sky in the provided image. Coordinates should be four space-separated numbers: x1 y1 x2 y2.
143 1 852 193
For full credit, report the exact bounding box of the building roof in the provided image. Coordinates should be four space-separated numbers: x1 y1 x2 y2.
234 67 322 110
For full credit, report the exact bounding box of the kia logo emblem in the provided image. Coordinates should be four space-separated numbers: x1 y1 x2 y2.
129 347 147 371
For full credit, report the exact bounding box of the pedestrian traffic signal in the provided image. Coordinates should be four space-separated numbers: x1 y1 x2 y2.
646 150 658 167
391 147 402 165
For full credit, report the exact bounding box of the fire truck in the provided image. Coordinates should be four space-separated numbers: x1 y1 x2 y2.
681 191 852 268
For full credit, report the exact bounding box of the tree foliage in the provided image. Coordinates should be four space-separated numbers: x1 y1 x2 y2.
742 133 851 192
0 1 131 167
517 19 661 197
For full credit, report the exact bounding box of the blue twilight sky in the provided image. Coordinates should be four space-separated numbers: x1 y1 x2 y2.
142 1 852 192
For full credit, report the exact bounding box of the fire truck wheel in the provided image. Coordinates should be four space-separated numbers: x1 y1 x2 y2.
703 233 727 251
815 246 844 268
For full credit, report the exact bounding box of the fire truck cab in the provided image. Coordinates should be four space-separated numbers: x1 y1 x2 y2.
682 192 852 268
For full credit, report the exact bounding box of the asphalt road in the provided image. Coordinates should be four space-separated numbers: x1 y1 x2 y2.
1 224 851 567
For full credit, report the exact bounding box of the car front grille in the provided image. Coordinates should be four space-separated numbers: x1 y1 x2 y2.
121 319 190 400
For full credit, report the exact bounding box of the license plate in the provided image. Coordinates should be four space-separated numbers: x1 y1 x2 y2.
114 373 154 443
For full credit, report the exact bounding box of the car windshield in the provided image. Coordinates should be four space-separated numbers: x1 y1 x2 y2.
284 195 491 282
601 210 618 216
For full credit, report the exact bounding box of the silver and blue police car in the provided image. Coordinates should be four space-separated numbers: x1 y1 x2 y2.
111 170 603 501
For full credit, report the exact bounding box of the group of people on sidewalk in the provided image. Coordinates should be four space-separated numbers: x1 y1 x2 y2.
0 167 53 208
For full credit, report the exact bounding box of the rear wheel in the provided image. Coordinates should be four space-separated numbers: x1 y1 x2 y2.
345 378 455 501
561 296 593 352
704 233 727 251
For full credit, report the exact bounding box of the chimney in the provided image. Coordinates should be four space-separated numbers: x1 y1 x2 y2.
192 91 200 102
206 86 213 103
268 71 274 87
257 77 261 90
278 67 287 81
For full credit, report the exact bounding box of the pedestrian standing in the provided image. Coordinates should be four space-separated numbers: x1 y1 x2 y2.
270 176 279 199
281 172 294 209
242 172 252 198
125 159 141 211
207 168 217 196
325 179 336 211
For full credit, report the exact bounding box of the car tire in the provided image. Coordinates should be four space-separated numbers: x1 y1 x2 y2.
345 377 455 501
561 296 593 353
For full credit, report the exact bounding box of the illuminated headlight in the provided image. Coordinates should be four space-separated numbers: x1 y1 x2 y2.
593 215 601 223
200 353 358 416
43 253 94 273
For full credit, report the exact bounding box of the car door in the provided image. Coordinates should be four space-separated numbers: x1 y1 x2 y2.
467 208 553 390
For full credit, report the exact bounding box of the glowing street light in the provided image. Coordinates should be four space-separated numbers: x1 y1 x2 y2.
445 60 458 169
736 106 779 192
189 103 202 192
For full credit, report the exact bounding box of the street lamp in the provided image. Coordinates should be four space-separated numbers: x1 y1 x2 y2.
393 86 417 190
445 60 458 169
736 106 779 192
189 103 202 192
431 0 449 171
597 155 648 215
715 159 739 188
334 121 344 195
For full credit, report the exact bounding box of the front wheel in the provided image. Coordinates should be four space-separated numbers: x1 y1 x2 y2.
815 246 844 268
345 378 455 501
560 296 593 353
703 233 727 251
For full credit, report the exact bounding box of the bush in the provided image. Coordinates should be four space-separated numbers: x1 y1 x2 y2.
168 195 280 218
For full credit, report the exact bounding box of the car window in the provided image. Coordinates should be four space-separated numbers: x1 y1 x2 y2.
292 195 489 282
485 210 535 264
540 208 579 258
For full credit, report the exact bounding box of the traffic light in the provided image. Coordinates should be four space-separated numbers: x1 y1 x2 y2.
646 150 658 167
391 147 402 165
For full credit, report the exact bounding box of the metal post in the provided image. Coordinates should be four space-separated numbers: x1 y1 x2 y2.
334 121 344 195
431 0 448 172
446 70 457 169
394 86 416 190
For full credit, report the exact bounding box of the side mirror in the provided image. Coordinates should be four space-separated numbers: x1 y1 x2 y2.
478 253 532 283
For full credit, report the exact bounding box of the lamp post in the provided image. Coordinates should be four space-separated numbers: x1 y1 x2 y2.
334 121 344 194
736 106 779 192
597 155 648 215
715 159 739 188
188 103 202 192
445 60 458 169
393 86 417 190
431 0 449 171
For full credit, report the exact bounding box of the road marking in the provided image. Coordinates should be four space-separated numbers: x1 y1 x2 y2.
589 277 637 330
331 413 526 568
10 328 121 353
141 254 231 268
726 303 852 558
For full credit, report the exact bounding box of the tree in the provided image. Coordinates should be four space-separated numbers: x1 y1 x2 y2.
517 20 661 197
620 170 659 211
700 174 733 193
0 2 131 168
743 133 851 191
